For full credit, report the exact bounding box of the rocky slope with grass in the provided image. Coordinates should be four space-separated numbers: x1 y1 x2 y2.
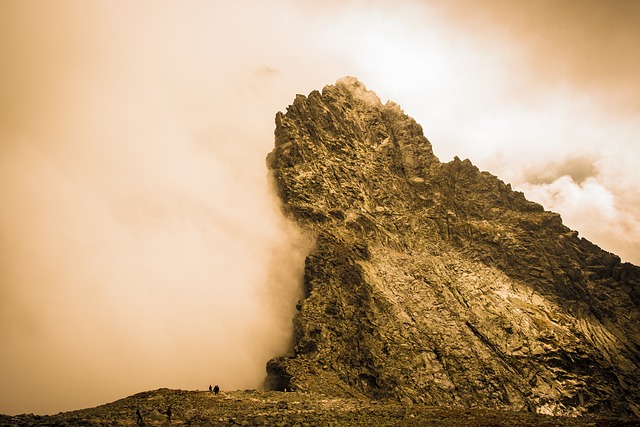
264 77 640 419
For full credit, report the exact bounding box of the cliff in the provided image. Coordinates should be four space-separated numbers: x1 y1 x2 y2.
265 77 640 418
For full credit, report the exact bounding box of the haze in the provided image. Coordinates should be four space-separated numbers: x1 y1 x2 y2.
1 0 638 415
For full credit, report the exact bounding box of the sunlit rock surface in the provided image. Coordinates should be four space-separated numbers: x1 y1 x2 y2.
265 77 640 418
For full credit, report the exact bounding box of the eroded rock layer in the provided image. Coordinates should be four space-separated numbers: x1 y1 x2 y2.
265 77 640 418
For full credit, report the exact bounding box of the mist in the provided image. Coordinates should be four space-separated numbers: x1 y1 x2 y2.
0 1 325 414
1 0 639 415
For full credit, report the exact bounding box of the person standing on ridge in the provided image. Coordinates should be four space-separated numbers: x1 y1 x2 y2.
213 385 220 395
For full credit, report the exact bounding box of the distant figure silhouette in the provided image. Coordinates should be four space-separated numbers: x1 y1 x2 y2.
166 405 172 423
209 384 213 393
213 385 220 395
136 408 143 426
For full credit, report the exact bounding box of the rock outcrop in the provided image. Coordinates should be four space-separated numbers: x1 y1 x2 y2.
265 77 640 418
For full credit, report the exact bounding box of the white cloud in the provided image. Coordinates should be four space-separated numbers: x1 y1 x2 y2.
521 176 640 263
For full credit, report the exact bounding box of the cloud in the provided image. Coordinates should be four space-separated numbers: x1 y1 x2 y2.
0 85 312 413
430 0 640 112
0 0 321 414
524 156 598 186
521 176 640 263
1 0 639 415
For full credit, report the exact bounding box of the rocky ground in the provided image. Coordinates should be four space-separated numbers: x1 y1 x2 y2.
1 388 638 426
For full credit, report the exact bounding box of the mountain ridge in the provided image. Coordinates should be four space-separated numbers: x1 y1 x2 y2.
265 77 640 418
2 77 639 425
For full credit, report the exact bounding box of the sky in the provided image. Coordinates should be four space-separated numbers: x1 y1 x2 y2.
1 0 639 415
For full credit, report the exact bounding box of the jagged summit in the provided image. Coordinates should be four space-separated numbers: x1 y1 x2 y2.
266 78 640 418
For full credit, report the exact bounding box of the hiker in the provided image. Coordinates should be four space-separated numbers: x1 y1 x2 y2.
209 385 213 393
136 408 143 426
166 405 172 423
213 385 220 395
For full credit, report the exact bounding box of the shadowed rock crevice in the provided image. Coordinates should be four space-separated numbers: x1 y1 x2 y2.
265 77 640 418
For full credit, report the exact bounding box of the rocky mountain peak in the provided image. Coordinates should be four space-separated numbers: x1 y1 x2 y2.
265 78 640 419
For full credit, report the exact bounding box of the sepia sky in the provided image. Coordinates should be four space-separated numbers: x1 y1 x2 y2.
1 0 639 415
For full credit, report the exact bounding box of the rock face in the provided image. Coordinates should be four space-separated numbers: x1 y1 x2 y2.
264 77 640 418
